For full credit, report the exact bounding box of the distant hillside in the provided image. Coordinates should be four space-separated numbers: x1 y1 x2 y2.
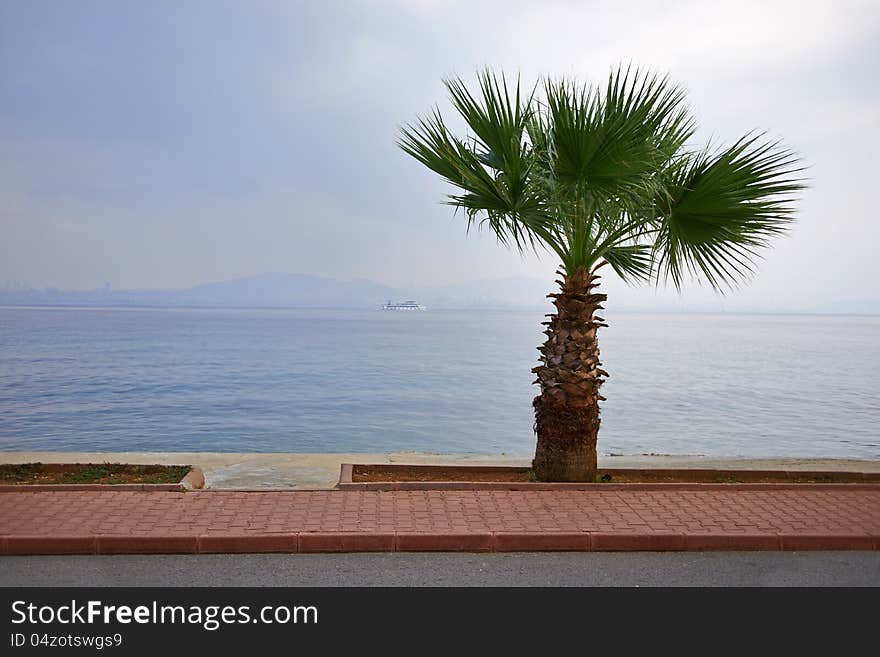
176 273 395 308
0 273 551 309
3 274 876 313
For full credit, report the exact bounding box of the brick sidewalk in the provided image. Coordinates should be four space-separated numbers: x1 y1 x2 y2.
1 488 878 553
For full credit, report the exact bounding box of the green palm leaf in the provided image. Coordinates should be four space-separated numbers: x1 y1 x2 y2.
543 67 692 202
652 134 805 290
399 66 804 287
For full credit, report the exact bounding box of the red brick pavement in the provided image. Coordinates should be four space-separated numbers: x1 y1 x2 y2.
0 488 878 553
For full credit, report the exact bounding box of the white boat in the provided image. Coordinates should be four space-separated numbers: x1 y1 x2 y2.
381 300 426 311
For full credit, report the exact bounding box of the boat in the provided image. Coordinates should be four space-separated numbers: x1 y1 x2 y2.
381 300 426 311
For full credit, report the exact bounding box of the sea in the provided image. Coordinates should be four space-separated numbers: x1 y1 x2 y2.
1 306 878 458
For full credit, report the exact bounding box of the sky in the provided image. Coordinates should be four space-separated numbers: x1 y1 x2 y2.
1 0 878 312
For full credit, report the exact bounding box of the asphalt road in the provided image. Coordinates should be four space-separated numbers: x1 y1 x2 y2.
2 551 878 587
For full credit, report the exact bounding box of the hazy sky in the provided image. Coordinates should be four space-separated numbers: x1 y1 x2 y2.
1 0 878 311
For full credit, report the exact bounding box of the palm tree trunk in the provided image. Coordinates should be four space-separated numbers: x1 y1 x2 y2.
532 264 608 481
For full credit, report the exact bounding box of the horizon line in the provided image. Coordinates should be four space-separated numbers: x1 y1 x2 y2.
1 303 878 318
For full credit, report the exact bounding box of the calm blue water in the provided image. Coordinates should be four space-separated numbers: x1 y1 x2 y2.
1 306 878 458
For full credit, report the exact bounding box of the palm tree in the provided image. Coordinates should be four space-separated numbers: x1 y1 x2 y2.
399 67 804 481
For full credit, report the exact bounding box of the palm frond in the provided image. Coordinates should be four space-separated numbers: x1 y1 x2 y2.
652 133 806 291
542 66 694 207
603 243 654 283
399 68 803 285
398 108 466 185
398 72 564 258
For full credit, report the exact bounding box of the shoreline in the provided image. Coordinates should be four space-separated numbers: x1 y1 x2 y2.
2 451 878 489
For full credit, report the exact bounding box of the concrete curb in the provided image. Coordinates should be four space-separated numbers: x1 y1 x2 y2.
181 467 205 491
336 481 880 491
1 531 877 555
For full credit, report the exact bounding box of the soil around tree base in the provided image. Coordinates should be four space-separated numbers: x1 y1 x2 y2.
0 463 193 486
350 463 880 484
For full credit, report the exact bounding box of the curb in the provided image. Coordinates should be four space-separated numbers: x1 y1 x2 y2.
335 481 880 491
1 531 877 555
181 467 205 491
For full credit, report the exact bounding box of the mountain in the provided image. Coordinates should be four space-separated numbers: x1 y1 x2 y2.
0 273 548 309
175 273 395 308
3 274 877 313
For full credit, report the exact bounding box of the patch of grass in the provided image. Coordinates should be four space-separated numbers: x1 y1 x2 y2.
0 463 191 485
792 474 837 483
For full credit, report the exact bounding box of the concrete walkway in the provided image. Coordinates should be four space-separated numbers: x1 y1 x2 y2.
2 487 878 554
